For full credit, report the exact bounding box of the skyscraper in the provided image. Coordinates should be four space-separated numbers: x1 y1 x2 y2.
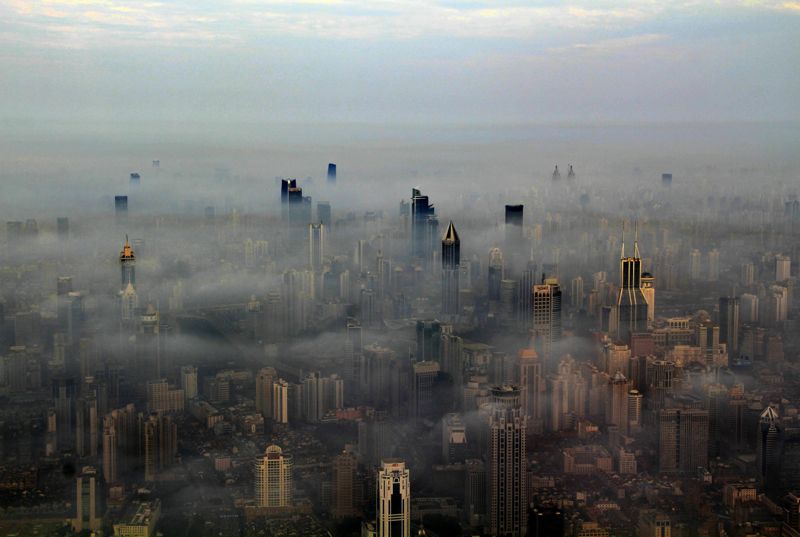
327 162 337 184
254 445 293 509
641 272 655 324
72 466 102 533
114 195 128 226
616 225 648 342
411 188 435 260
757 405 781 489
504 204 524 249
309 223 325 272
410 361 440 421
332 450 357 519
255 367 276 420
518 348 544 433
719 297 740 356
441 221 460 316
532 276 562 361
488 248 504 301
377 459 411 537
657 408 709 474
488 385 527 537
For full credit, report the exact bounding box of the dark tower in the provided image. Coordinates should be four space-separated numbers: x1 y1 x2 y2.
616 222 648 342
441 221 460 316
411 188 435 260
327 163 337 184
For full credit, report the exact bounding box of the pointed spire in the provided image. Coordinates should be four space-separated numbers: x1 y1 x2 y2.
620 220 626 259
633 219 641 258
442 220 459 244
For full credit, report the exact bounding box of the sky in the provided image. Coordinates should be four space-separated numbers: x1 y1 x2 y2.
1 0 799 125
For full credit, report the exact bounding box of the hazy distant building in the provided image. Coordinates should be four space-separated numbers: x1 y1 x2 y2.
757 406 781 490
332 451 357 518
719 297 739 356
658 408 708 474
411 187 435 260
309 223 325 272
317 201 332 227
776 254 791 281
377 459 411 537
411 361 440 420
327 162 337 184
72 466 102 533
114 195 128 225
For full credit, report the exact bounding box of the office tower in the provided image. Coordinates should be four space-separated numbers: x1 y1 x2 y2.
570 276 584 310
641 272 655 324
441 328 464 390
695 320 720 365
360 288 378 328
741 293 759 323
707 249 720 281
130 172 140 186
411 187 435 259
657 408 709 473
332 451 357 518
488 386 527 537
441 221 460 316
607 371 630 435
317 201 332 228
646 359 674 412
75 394 99 457
377 459 411 537
273 379 290 424
415 320 442 362
180 366 198 401
487 248 504 300
309 223 325 271
504 204 524 246
72 466 102 533
777 254 792 281
255 367 276 420
532 277 562 361
518 348 544 432
57 217 70 241
719 297 740 356
411 361 440 420
639 510 671 537
280 178 297 207
616 226 648 342
326 162 337 183
689 249 702 281
114 195 128 224
142 413 177 481
661 173 672 187
441 413 468 463
102 415 118 483
346 319 363 395
464 459 487 524
254 445 293 508
767 285 790 324
757 406 781 489
146 379 184 413
628 389 643 431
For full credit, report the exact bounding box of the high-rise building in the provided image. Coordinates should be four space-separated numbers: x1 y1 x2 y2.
327 162 337 184
309 223 325 272
518 348 544 433
741 262 755 286
441 221 461 316
410 361 440 420
570 276 584 310
657 408 709 474
115 195 128 225
616 226 648 342
180 366 198 401
488 248 504 301
741 293 759 323
415 320 441 363
377 459 411 537
777 254 792 281
317 201 332 228
411 188 435 260
641 272 655 324
757 406 781 489
532 277 562 361
607 371 630 435
142 413 177 481
719 297 739 356
255 367 276 420
273 380 290 424
254 445 293 508
488 385 527 537
72 466 102 533
504 204 524 247
707 249 720 281
332 450 357 519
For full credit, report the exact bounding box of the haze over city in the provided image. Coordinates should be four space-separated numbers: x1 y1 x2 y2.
1 1 799 537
